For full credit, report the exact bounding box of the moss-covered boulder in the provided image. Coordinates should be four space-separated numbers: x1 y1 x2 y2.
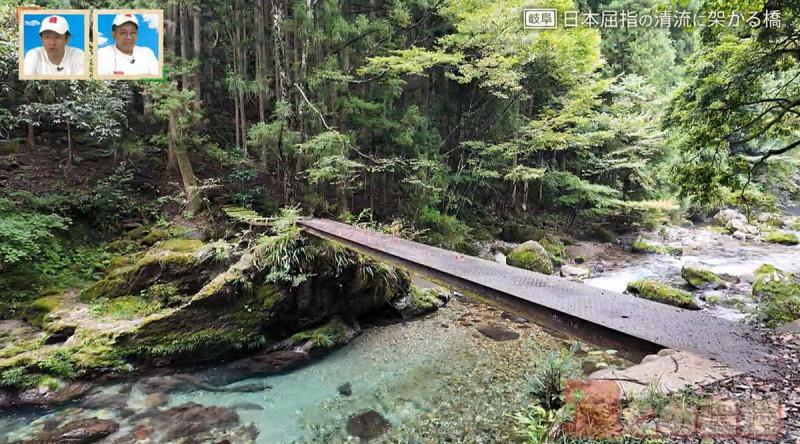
506 241 554 275
499 223 545 243
763 231 799 246
23 296 62 328
539 236 565 266
680 264 725 290
79 238 215 302
752 264 800 328
626 280 699 310
631 237 683 255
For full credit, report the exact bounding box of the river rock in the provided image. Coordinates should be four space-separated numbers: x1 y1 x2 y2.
500 311 528 324
560 264 591 281
1 381 93 408
144 392 169 408
228 349 311 375
506 241 554 274
82 393 128 410
158 402 240 441
338 382 352 396
476 323 520 341
681 264 726 290
494 252 506 265
346 410 391 440
714 208 746 227
24 417 119 444
230 402 264 411
732 230 747 241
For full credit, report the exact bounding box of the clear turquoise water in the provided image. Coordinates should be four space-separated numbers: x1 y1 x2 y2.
0 298 579 443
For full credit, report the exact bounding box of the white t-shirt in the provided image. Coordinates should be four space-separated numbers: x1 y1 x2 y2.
22 46 85 76
96 44 159 76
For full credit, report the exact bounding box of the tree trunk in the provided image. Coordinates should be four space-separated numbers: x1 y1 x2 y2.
179 2 190 90
26 123 34 149
192 6 202 111
66 121 72 167
166 3 178 171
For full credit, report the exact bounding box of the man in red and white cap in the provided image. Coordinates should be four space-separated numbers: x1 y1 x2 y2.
96 13 159 76
22 15 86 76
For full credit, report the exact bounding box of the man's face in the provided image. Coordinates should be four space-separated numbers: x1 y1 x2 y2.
113 23 138 53
40 31 67 57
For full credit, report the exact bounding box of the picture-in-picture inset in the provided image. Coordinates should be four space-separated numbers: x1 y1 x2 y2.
18 9 90 79
94 10 163 79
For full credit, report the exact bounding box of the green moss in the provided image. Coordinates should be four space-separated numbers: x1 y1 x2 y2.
90 296 162 319
254 284 286 309
626 279 699 310
763 231 799 246
290 317 352 349
680 265 725 289
140 228 170 245
140 283 183 306
631 237 683 255
539 236 565 266
78 277 127 302
752 264 800 327
409 286 444 311
24 295 61 327
158 238 205 253
124 327 265 360
790 220 800 231
507 241 554 274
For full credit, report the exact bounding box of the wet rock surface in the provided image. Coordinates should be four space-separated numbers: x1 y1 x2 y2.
476 323 520 341
346 410 391 440
23 417 119 444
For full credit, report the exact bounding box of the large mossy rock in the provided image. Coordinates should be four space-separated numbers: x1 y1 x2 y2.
506 241 554 275
0 231 421 396
626 279 699 310
763 231 799 246
680 264 725 290
752 264 800 328
499 223 545 243
79 238 216 302
539 236 565 266
116 237 414 365
631 237 682 256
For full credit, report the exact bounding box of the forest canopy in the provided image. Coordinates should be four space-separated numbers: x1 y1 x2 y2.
0 0 798 243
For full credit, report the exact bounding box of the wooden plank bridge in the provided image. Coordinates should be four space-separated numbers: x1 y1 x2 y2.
298 218 778 378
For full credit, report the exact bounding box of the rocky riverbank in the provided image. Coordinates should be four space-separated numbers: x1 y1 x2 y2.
0 210 445 410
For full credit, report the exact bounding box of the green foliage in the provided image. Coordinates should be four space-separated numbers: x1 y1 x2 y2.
752 264 800 328
36 350 76 378
626 279 699 310
0 194 69 270
289 317 352 349
528 343 580 410
253 207 313 288
77 165 151 232
416 206 474 253
0 368 38 389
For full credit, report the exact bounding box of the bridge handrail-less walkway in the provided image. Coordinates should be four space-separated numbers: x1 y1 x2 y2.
298 218 778 378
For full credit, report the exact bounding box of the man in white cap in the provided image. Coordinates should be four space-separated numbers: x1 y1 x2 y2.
22 15 86 76
96 13 159 76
